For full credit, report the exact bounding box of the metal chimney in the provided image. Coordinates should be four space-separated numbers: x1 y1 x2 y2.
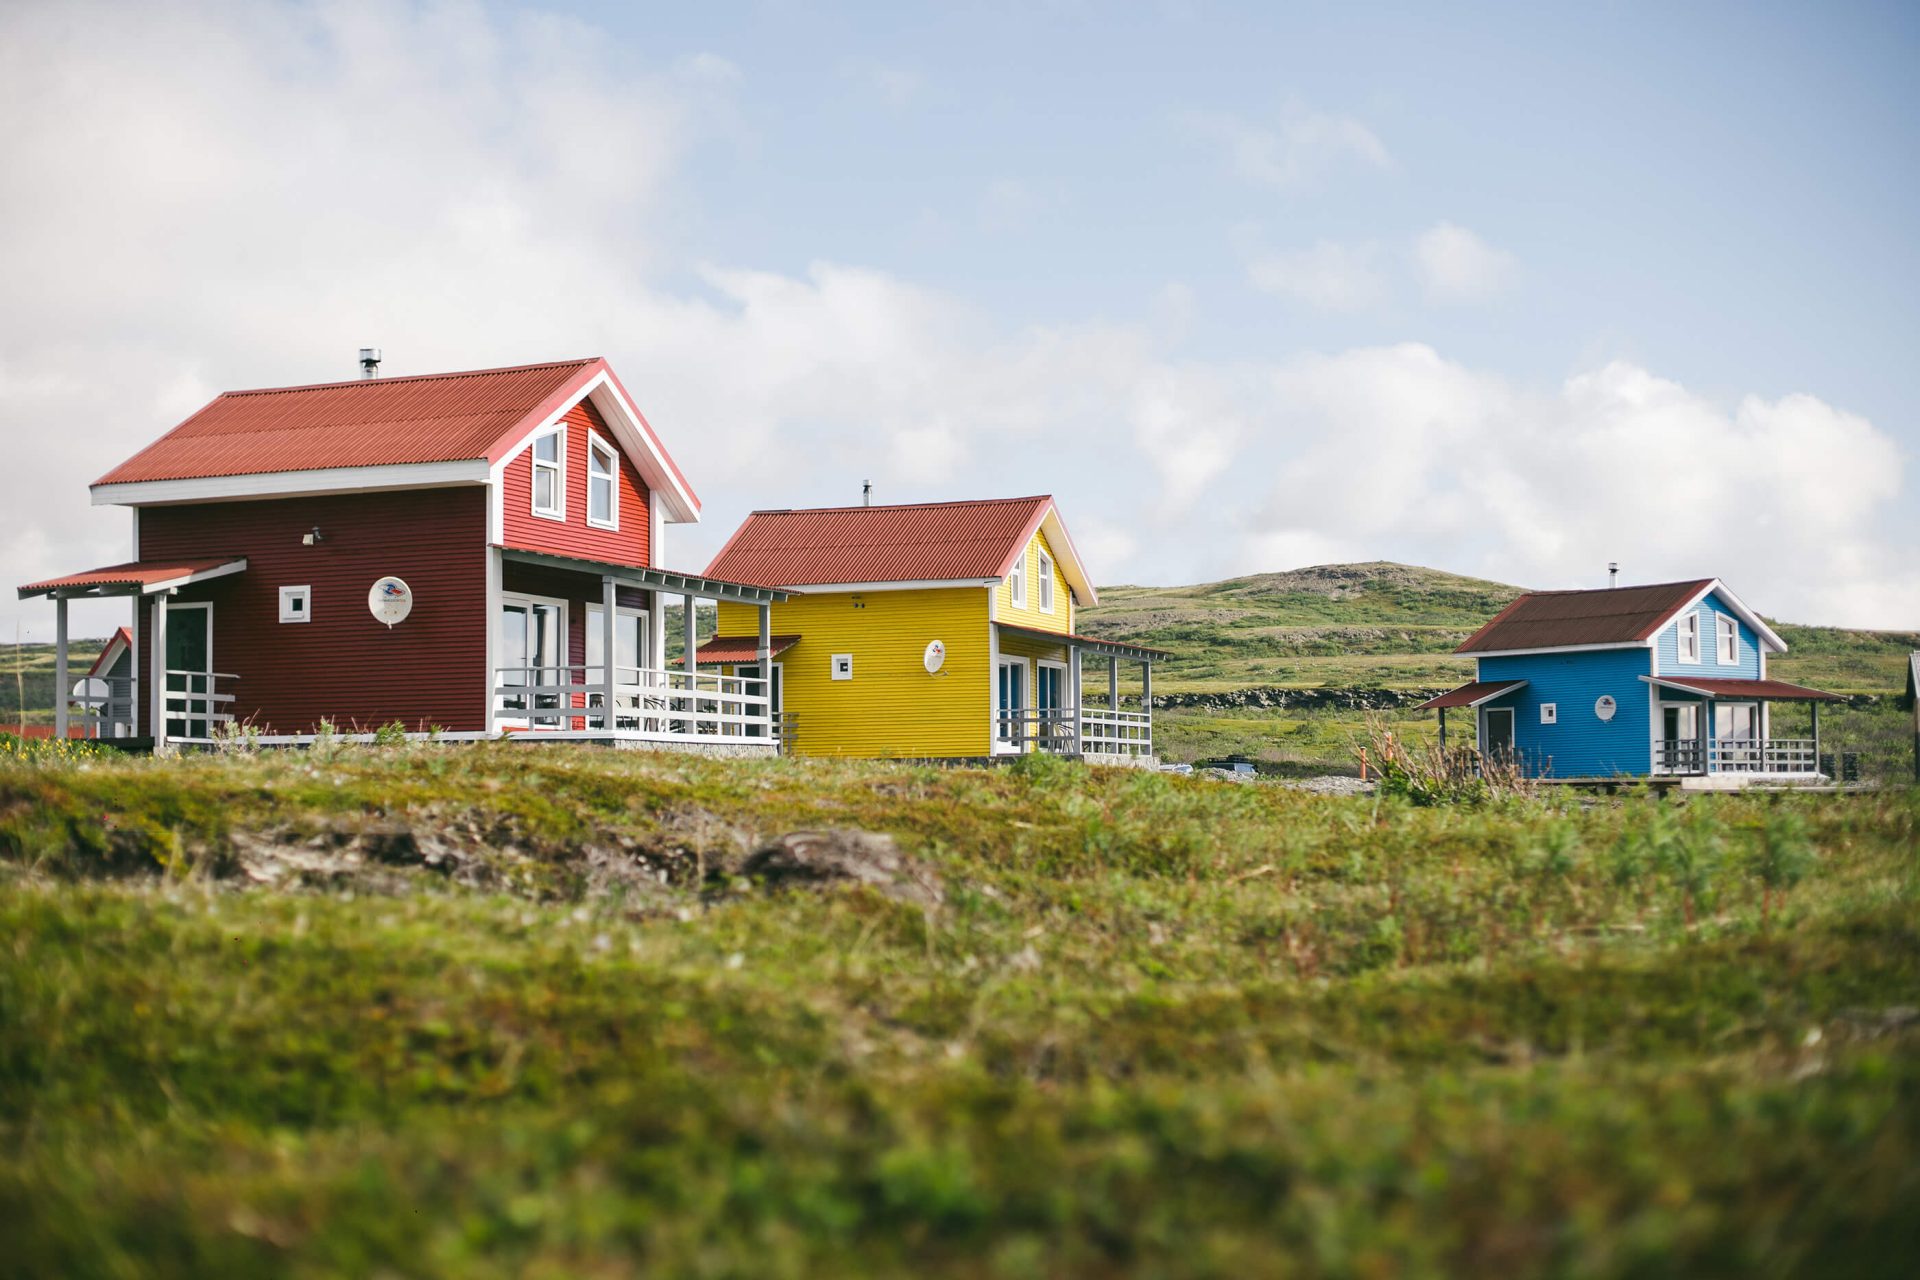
1608 561 1619 588
358 347 382 379
862 480 872 507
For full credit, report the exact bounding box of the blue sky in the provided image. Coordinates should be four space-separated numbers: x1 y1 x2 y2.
3 0 1917 636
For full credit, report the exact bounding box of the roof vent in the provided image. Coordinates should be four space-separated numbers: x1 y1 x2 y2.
862 479 872 507
358 347 382 379
1608 561 1619 588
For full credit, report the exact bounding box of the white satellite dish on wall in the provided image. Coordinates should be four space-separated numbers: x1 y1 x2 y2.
923 639 946 674
368 576 413 628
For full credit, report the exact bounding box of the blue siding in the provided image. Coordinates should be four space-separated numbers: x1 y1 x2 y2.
1652 590 1763 678
1477 649 1653 778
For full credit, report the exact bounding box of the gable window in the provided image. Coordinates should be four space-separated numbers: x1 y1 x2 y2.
1716 612 1738 665
1008 553 1026 608
587 433 618 529
1038 550 1054 613
531 429 564 519
1678 612 1700 663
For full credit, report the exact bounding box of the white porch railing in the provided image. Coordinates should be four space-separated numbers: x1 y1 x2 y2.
1655 738 1820 775
66 675 138 739
495 665 781 746
995 707 1154 759
163 670 239 742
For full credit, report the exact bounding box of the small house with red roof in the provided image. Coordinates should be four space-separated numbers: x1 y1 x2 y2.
697 496 1165 761
1419 578 1840 781
19 358 787 751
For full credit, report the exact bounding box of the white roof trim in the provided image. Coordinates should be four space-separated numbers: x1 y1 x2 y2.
784 579 1002 594
1668 579 1788 654
489 368 700 525
92 460 489 507
1471 640 1651 659
1035 501 1098 607
1460 679 1528 707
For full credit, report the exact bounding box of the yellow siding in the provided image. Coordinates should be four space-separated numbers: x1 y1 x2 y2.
716 587 993 758
992 526 1074 634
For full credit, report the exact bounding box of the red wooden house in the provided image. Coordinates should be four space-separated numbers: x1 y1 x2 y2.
19 358 787 751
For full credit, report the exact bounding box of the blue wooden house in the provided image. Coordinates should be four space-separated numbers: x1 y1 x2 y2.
1420 578 1841 781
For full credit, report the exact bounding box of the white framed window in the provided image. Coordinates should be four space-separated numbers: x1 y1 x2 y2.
1716 612 1738 665
531 428 565 520
1008 553 1026 609
1038 550 1054 613
278 585 310 623
1678 612 1700 663
586 432 618 529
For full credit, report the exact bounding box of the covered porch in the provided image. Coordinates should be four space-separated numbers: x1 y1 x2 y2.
17 557 248 751
1641 675 1842 779
993 623 1164 762
492 549 792 752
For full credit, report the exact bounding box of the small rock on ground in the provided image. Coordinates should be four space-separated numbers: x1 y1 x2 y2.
736 829 942 908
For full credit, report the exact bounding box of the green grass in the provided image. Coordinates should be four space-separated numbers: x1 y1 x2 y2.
2 747 1917 1276
1078 563 1919 698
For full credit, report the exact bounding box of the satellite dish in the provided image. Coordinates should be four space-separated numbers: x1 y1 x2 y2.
368 576 413 628
72 677 109 701
1594 695 1618 722
923 640 946 674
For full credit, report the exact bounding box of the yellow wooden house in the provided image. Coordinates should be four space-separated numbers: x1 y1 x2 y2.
699 495 1162 761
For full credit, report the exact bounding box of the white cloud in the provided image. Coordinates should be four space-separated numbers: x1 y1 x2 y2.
0 2 1912 647
1414 222 1519 301
1245 239 1390 311
1189 104 1391 191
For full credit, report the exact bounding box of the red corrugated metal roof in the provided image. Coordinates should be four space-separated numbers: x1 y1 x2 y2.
95 359 599 485
1644 676 1842 702
1416 679 1528 710
706 496 1053 587
89 627 134 677
1456 580 1712 653
692 635 802 663
18 558 245 597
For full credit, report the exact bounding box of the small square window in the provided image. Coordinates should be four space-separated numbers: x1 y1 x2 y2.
279 585 311 623
1539 703 1557 724
831 653 853 681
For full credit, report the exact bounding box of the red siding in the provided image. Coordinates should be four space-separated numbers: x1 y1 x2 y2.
500 399 651 566
136 489 489 736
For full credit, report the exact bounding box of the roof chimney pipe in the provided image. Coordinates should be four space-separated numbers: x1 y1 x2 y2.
358 347 382 379
1608 561 1619 589
862 480 872 507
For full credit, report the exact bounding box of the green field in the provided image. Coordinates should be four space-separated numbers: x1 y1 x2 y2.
1078 562 1919 697
2 746 1918 1277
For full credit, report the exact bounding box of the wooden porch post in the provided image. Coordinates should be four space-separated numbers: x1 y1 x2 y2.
1438 706 1447 752
1140 658 1153 754
53 596 68 740
1811 700 1821 777
1107 655 1119 711
1697 699 1710 775
601 575 618 732
1068 644 1082 753
683 594 698 675
756 602 772 738
149 592 169 753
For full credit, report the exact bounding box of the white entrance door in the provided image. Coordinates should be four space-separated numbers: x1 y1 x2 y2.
996 659 1026 749
164 603 214 740
498 597 566 727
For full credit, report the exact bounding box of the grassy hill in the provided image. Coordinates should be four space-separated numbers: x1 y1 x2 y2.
2 747 1917 1276
1077 562 1919 775
1079 560 1917 695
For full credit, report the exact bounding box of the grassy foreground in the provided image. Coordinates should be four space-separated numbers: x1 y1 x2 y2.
2 747 1917 1278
